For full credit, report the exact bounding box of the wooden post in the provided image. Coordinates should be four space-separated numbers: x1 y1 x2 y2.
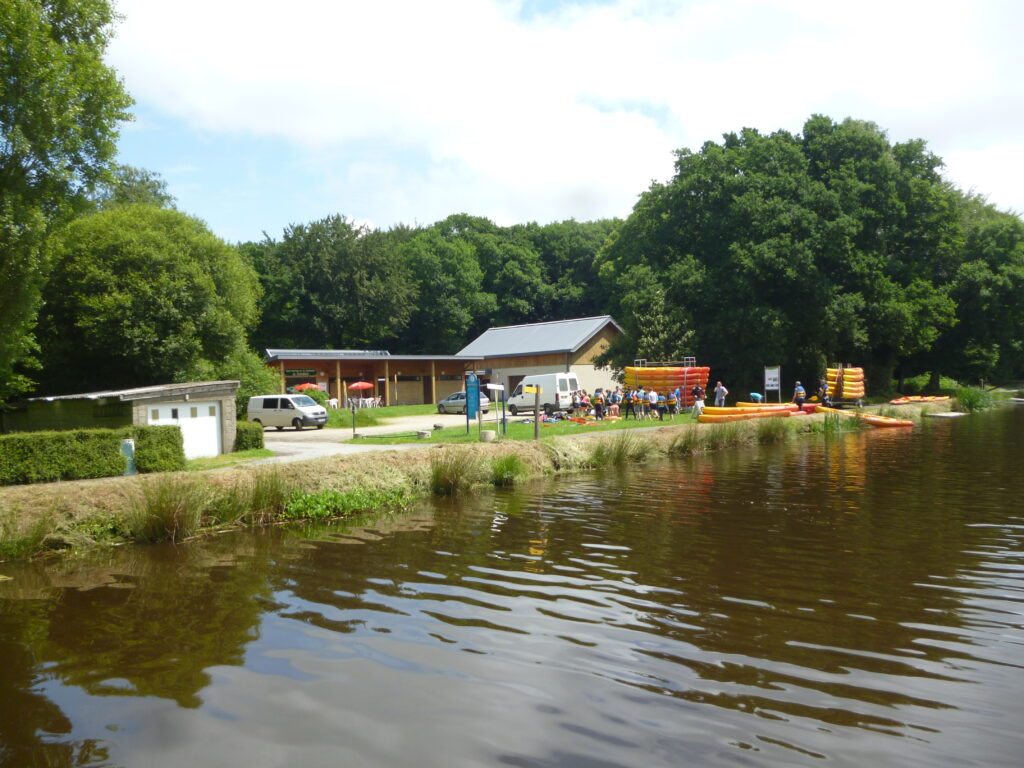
342 379 348 407
279 361 285 393
394 372 399 406
335 360 341 405
430 360 436 405
534 388 540 441
383 360 390 406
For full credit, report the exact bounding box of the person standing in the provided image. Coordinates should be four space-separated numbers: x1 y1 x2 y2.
714 381 728 408
622 389 636 420
647 387 659 420
592 389 605 420
691 383 705 417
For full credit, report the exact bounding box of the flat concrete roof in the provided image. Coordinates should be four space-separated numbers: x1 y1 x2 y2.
27 380 240 403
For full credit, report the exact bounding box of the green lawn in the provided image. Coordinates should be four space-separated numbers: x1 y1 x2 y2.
186 448 274 470
350 411 699 444
326 403 437 428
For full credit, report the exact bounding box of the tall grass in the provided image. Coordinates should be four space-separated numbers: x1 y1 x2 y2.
755 417 792 444
491 454 527 486
589 432 649 467
430 449 483 495
127 475 210 543
704 422 745 451
0 511 52 560
243 469 297 524
668 427 703 456
955 386 995 412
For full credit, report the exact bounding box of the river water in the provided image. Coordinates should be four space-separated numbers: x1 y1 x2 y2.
2 408 1023 767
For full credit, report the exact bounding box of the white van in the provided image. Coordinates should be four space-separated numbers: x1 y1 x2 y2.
507 372 580 415
248 394 328 430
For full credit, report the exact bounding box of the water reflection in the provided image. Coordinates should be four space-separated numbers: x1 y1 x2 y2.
1 409 1023 767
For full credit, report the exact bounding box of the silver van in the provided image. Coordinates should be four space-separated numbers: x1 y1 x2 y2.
248 394 328 430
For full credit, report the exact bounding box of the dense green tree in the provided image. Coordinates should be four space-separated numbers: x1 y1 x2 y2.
0 0 132 400
398 229 495 353
597 116 966 393
34 205 260 393
248 215 415 351
91 163 175 209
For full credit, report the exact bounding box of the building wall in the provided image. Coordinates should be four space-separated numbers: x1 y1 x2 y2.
131 389 237 455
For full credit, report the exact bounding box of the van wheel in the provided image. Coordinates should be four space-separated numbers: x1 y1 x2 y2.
509 404 518 416
316 424 323 429
544 404 555 416
293 418 303 431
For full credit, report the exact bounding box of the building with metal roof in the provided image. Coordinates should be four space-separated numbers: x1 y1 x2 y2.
456 316 623 396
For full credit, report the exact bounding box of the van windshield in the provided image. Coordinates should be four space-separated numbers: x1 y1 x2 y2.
292 395 317 407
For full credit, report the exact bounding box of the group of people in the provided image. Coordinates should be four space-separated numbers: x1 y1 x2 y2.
791 379 832 408
568 381 729 421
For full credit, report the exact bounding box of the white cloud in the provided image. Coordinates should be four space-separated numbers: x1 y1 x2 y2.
107 0 1024 232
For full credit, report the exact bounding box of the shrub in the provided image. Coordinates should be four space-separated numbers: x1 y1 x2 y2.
955 386 995 413
127 475 209 543
0 429 126 486
283 487 409 520
430 449 482 495
491 454 526 486
304 388 329 408
129 425 186 473
234 420 265 451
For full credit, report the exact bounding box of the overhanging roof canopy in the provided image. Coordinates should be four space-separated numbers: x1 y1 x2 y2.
456 316 622 359
265 349 480 363
27 380 240 403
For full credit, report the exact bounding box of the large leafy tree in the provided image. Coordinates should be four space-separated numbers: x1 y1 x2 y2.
0 0 132 400
598 116 965 392
35 205 261 394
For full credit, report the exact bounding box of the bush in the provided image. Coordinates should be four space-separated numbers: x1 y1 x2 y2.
304 388 329 408
954 386 995 413
0 429 126 486
283 487 409 520
129 425 186 473
234 420 265 451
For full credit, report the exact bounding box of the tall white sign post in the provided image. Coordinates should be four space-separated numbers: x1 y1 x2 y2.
764 366 782 403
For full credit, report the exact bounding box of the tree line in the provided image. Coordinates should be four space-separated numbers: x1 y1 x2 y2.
3 1 1023 408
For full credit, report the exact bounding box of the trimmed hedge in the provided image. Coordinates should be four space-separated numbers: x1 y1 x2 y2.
129 425 186 473
234 421 265 451
0 425 186 486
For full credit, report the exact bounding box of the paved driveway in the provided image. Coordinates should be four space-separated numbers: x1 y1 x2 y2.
255 409 508 464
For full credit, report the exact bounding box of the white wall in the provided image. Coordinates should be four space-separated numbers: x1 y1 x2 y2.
489 363 616 394
147 401 222 459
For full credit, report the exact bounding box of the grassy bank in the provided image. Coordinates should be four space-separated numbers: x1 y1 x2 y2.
0 403 950 563
325 403 436 429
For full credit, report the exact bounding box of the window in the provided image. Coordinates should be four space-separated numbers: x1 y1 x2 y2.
559 378 569 392
190 407 198 418
171 408 179 419
263 398 277 409
283 400 294 409
209 406 216 417
150 409 159 421
512 385 523 398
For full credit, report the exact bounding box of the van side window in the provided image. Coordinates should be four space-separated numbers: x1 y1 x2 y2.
263 398 277 409
282 399 294 409
558 378 569 392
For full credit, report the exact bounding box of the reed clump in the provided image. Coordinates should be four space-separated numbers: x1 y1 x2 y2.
127 475 210 543
490 454 527 486
589 432 650 467
668 426 703 455
755 416 793 444
429 449 484 495
954 386 995 413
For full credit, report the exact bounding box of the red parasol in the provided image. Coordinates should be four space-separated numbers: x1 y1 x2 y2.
294 382 319 391
347 381 374 391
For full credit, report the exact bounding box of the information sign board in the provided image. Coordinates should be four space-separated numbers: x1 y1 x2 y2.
764 366 781 392
466 373 480 419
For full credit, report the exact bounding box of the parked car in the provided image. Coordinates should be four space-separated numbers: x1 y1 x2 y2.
248 394 328 430
437 391 491 414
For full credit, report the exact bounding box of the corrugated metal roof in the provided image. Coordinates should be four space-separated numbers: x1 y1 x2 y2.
264 350 480 362
27 380 240 402
456 316 622 358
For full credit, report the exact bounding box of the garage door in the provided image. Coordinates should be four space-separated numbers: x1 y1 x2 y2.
147 401 222 459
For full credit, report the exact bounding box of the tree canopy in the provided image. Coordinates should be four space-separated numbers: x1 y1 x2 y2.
35 205 261 394
0 0 132 400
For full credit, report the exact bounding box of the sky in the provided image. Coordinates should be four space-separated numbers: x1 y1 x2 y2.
106 0 1024 244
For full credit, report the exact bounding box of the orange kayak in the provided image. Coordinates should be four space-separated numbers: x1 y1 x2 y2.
699 410 791 423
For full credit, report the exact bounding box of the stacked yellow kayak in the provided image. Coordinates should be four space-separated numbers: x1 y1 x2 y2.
827 367 865 400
